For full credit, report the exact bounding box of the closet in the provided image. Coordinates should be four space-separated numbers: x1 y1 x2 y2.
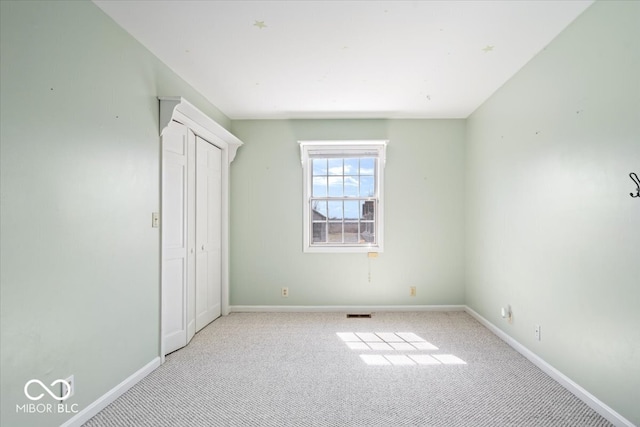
159 97 242 356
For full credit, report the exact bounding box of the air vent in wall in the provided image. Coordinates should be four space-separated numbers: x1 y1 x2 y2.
346 313 372 318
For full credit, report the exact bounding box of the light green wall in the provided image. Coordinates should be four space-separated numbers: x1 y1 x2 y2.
230 119 466 306
0 1 229 426
2 0 637 425
465 1 640 424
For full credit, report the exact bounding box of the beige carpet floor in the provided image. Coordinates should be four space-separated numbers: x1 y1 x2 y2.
84 311 612 426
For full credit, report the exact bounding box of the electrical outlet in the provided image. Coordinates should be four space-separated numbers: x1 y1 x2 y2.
281 287 289 297
535 325 541 341
152 212 160 228
501 305 513 323
61 375 74 401
409 286 416 297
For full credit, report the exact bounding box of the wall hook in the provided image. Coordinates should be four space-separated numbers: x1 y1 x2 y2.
630 172 640 198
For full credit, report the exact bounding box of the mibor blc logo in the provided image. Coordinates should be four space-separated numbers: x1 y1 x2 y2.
16 379 79 414
24 379 72 401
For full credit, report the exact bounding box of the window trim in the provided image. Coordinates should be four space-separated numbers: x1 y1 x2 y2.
299 140 387 253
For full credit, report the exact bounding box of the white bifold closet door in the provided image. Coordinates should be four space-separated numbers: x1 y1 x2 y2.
162 123 221 355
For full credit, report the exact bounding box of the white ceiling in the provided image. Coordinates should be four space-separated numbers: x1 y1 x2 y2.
93 0 593 120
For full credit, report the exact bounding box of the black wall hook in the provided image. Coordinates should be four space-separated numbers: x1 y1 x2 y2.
630 172 640 198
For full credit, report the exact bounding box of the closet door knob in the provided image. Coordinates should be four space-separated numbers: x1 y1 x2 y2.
202 245 205 251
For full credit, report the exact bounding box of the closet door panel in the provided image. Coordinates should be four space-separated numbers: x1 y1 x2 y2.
161 124 189 354
186 130 197 344
195 136 222 332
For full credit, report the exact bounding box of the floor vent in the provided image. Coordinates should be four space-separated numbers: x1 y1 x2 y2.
346 313 372 318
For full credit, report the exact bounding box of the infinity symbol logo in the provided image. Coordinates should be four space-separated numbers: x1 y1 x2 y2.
24 379 72 401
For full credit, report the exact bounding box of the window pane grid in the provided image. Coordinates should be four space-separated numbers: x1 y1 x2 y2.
312 158 377 200
310 156 378 246
310 198 377 245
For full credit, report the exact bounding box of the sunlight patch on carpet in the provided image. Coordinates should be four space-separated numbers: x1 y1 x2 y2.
338 331 466 366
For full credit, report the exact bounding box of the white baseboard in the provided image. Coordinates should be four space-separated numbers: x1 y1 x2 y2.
229 304 466 313
60 357 161 427
464 306 634 427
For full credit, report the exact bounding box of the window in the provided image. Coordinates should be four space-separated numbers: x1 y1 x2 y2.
299 140 387 253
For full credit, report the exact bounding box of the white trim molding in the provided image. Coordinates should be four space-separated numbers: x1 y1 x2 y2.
230 305 466 313
464 306 635 427
297 140 388 166
60 357 161 427
159 97 242 162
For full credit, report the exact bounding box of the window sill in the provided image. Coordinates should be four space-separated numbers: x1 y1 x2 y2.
303 245 383 254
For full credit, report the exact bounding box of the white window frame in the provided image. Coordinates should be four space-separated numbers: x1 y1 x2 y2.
298 140 387 253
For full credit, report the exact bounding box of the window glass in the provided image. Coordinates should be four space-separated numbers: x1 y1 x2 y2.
312 176 327 197
328 176 343 197
360 176 374 197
